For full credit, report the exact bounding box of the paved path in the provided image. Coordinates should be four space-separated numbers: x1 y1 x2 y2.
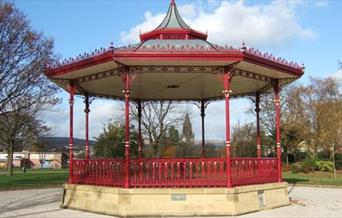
0 185 341 218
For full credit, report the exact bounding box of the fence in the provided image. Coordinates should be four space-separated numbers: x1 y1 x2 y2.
71 157 278 188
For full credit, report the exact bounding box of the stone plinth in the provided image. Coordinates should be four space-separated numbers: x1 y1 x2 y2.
62 182 289 217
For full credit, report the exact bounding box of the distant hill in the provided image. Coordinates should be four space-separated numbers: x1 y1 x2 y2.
38 137 96 152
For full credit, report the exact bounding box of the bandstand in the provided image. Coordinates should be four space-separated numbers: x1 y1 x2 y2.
45 0 304 216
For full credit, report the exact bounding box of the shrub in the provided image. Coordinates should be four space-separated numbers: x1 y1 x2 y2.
291 158 317 174
301 158 317 173
314 160 334 172
290 163 301 173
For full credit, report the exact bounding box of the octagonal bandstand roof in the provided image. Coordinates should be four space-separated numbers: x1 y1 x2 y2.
45 0 304 101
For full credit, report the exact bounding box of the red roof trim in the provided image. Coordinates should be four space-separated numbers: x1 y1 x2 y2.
242 53 304 77
140 28 207 41
46 51 113 77
45 51 302 79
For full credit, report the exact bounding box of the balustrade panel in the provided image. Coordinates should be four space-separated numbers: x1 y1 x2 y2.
70 157 278 188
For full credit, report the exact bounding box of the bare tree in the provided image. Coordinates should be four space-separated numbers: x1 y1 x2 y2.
251 77 342 165
130 101 183 158
0 1 59 176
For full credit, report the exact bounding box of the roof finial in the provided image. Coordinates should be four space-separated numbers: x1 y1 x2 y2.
171 0 176 5
241 40 247 51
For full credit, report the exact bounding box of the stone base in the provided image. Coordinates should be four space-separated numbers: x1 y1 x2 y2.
62 182 289 217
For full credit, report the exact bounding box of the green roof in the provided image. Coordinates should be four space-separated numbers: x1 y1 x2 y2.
157 1 190 30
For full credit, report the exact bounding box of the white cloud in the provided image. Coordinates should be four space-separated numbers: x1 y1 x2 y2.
120 11 165 45
313 0 329 8
187 99 252 140
331 69 342 84
43 96 255 141
42 99 123 140
120 0 315 49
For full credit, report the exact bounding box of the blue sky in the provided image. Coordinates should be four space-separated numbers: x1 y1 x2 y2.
14 0 342 141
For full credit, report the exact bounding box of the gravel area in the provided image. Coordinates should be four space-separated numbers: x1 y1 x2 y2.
0 185 341 218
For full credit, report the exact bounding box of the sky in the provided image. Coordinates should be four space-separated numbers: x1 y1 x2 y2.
13 0 342 141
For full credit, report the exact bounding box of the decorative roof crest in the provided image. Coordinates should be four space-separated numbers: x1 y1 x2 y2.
139 0 207 41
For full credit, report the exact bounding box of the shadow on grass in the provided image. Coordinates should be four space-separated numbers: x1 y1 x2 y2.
283 178 310 184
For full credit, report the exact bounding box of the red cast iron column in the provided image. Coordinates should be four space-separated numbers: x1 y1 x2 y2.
68 81 75 183
255 92 261 158
122 69 133 188
84 94 90 160
200 100 206 158
223 72 233 188
137 100 143 159
273 80 282 182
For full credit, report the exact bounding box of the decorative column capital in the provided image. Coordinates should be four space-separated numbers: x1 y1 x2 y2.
225 141 231 147
222 89 232 97
68 98 74 106
122 89 131 97
273 98 281 106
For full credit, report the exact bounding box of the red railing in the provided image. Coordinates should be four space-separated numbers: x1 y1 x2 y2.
231 158 278 186
72 159 125 187
130 158 226 188
70 158 278 188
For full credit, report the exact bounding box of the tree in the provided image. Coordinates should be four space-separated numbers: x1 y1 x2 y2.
291 78 341 158
0 1 58 176
160 125 180 158
94 121 138 158
251 77 342 165
166 125 180 145
231 122 257 157
130 101 183 158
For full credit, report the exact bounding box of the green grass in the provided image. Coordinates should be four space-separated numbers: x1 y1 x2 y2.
283 171 342 186
0 168 68 191
1 168 342 191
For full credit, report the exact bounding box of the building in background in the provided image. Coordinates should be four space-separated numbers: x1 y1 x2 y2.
0 151 68 169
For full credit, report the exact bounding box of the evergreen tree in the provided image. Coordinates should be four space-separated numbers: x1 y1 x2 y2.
167 125 180 144
94 122 138 158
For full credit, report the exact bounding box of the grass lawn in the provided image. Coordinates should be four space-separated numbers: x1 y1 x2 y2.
283 170 342 186
0 168 68 191
1 168 342 191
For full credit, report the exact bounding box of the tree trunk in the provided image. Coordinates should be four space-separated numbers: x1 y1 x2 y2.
153 143 159 158
332 142 337 181
7 144 14 176
285 148 289 167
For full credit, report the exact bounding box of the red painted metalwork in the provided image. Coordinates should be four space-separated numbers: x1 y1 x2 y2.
84 94 90 160
68 82 75 183
255 92 261 158
139 0 207 41
46 51 303 78
231 158 278 186
273 80 282 182
70 157 278 188
140 28 208 42
72 159 124 187
200 100 207 158
49 1 299 190
130 158 226 188
223 71 233 188
122 69 135 188
137 100 143 159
